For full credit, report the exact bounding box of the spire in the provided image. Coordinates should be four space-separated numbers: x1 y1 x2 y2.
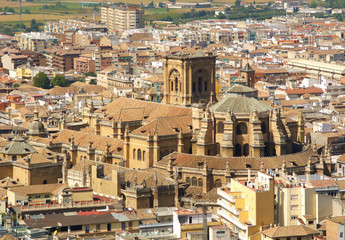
34 102 39 120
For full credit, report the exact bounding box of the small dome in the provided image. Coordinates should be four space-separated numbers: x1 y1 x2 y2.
28 119 46 136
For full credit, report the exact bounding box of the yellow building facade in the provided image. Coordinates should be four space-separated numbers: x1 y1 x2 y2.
217 172 274 240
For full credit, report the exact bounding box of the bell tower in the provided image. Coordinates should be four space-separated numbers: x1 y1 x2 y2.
240 63 255 88
163 53 217 106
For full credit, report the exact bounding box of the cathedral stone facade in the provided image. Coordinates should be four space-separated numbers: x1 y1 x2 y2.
163 53 217 106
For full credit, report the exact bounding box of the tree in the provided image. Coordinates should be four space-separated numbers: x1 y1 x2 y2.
30 19 39 31
148 1 154 8
309 0 317 8
52 74 67 87
89 79 97 85
3 27 12 36
33 72 50 89
235 0 241 7
13 83 19 89
84 72 97 77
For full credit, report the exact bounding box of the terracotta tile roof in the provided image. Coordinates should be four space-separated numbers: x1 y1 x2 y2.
0 234 19 240
261 225 319 238
15 153 52 165
310 179 337 189
0 177 23 188
51 130 123 153
97 98 191 123
157 148 318 171
278 87 324 95
184 186 218 202
131 115 192 136
8 183 67 197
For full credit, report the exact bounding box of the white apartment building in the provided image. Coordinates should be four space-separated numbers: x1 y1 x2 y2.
101 6 145 32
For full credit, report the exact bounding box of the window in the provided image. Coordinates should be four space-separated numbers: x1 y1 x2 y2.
341 232 344 238
142 151 145 161
204 81 207 91
192 82 196 92
215 179 222 188
192 177 197 186
291 195 298 200
137 149 142 160
186 177 190 184
236 123 247 135
261 122 266 133
198 77 202 92
217 122 224 133
133 149 136 160
291 205 298 210
35 195 40 199
96 224 101 231
291 215 298 220
43 180 47 184
198 178 203 187
45 195 49 198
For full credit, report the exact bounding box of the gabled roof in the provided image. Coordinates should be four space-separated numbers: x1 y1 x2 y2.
261 225 319 238
131 115 192 136
0 136 36 155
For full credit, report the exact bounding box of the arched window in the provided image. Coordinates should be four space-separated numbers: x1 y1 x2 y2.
261 122 266 133
192 82 196 92
198 77 202 93
171 81 174 91
198 178 203 187
133 149 136 160
137 149 142 161
175 77 178 92
243 144 249 156
236 123 248 135
12 156 17 161
186 177 191 184
142 151 145 161
204 81 207 91
43 180 47 184
235 144 242 156
192 177 197 186
215 179 222 188
217 121 224 133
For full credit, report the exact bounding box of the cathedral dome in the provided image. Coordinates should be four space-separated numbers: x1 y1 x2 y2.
209 95 272 114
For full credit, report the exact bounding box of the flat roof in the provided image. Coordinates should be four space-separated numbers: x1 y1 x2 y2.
288 59 345 75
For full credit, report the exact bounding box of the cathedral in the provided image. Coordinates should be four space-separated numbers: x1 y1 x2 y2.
21 53 327 209
78 53 305 169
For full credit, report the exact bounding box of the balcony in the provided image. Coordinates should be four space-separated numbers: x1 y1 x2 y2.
218 209 248 231
217 188 242 203
217 199 239 216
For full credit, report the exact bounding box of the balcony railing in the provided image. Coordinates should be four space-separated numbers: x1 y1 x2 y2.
217 209 248 231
